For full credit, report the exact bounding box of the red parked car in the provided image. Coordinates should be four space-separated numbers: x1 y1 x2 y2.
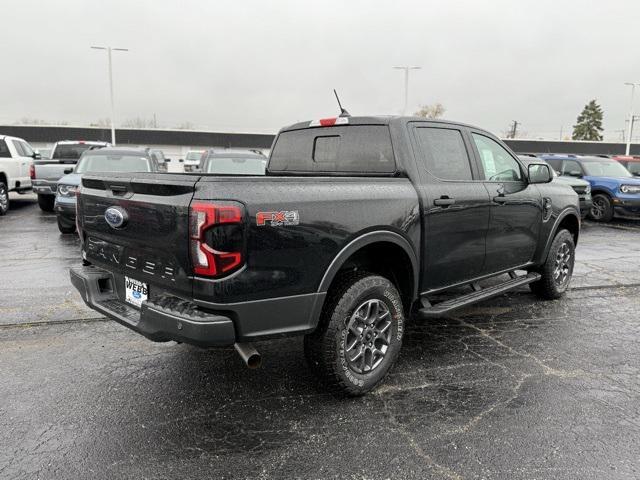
612 156 640 177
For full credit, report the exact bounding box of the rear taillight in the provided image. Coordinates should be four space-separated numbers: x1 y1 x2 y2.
189 202 244 277
29 164 35 179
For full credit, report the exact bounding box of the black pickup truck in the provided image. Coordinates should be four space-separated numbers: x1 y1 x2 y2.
70 116 580 395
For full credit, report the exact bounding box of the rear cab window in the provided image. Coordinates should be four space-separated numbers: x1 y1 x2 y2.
52 144 96 162
268 125 395 174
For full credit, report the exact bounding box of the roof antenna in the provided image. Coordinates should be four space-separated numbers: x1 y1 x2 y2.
334 89 351 117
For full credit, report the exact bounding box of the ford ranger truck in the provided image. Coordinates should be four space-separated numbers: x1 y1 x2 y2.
70 116 581 396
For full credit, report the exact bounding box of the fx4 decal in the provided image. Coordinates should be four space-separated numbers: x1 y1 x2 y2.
256 211 300 227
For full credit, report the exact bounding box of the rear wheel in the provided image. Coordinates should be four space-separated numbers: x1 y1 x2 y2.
0 181 8 215
37 194 55 212
589 193 613 222
304 272 405 396
57 215 76 234
530 229 575 300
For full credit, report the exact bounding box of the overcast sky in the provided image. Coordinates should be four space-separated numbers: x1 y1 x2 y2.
2 0 640 139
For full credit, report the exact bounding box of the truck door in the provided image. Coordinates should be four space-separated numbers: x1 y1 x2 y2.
469 131 541 273
410 122 491 291
9 139 31 182
1 139 21 188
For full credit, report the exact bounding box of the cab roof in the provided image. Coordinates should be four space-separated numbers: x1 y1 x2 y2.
83 147 151 157
280 115 485 133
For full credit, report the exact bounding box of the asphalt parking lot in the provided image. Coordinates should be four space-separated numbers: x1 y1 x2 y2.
1 193 640 479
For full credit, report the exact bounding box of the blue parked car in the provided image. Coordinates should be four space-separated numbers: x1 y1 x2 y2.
541 154 640 222
54 147 160 233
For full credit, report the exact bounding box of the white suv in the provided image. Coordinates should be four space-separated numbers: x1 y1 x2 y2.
0 135 36 215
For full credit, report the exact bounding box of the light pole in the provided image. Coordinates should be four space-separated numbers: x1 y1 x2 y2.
393 66 421 115
624 82 640 155
91 46 129 145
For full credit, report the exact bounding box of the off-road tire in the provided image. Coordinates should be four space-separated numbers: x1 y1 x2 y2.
589 193 614 222
0 181 8 215
37 194 55 212
304 272 405 396
57 215 76 234
530 229 575 300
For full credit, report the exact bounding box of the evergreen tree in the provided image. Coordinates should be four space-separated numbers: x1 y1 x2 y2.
572 100 604 141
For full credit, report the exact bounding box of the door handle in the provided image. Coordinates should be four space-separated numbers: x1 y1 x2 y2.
434 196 455 207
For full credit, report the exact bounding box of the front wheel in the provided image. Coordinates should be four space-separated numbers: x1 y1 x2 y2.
589 194 613 222
37 194 55 212
57 215 76 234
0 181 8 215
530 229 575 300
304 273 405 396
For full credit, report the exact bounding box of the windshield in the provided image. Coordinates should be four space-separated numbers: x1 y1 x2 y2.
53 144 98 161
582 160 632 178
186 151 203 161
205 157 266 175
75 155 151 173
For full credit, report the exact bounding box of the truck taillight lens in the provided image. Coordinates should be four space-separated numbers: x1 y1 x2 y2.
189 202 244 277
29 164 35 179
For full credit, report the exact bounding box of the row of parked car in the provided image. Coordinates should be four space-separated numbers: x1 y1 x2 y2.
519 154 640 222
0 136 268 231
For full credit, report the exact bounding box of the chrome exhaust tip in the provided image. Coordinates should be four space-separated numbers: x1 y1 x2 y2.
234 342 261 369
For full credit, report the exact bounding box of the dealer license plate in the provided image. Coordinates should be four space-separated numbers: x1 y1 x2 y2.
125 276 148 308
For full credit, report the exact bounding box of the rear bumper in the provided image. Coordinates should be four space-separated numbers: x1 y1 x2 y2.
70 265 236 346
32 180 56 195
70 264 326 346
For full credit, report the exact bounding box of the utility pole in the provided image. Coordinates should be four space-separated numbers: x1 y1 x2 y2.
393 66 421 115
624 82 640 155
508 120 519 139
91 46 129 145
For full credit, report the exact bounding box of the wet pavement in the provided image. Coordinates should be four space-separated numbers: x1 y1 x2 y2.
1 194 640 479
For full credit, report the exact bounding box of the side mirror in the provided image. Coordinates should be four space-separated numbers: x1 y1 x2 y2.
528 163 552 184
567 170 582 177
165 158 171 162
179 159 184 163
32 152 41 160
63 168 73 174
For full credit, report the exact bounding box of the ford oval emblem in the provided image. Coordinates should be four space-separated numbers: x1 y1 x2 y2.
104 206 128 229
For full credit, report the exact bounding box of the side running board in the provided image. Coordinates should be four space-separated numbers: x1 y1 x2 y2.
419 272 541 318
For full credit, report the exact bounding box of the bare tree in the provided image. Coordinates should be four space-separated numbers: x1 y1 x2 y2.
414 103 446 119
90 118 111 127
122 117 156 128
175 121 195 130
16 117 47 125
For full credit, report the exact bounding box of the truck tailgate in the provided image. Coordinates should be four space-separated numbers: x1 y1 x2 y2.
78 173 200 298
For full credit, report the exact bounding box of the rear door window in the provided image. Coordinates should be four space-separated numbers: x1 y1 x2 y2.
0 140 10 158
269 125 395 173
414 127 473 181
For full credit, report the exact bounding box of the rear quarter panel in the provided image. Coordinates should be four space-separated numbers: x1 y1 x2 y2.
192 176 420 303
